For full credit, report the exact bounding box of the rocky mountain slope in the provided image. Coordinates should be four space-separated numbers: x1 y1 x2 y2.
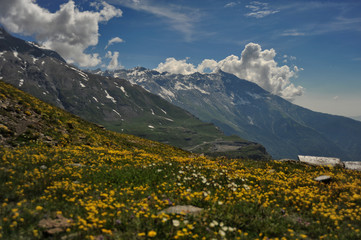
0 79 164 150
0 27 269 159
101 67 361 161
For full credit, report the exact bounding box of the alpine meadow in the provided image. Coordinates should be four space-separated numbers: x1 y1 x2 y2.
1 0 361 239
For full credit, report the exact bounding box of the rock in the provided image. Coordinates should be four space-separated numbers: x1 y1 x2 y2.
40 165 47 170
298 155 343 167
159 205 203 215
38 214 73 235
68 163 84 168
344 161 361 171
278 159 299 163
314 175 332 183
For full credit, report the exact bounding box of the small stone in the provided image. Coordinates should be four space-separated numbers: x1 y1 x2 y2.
314 175 332 183
68 163 83 168
38 214 73 235
40 165 47 170
159 205 203 215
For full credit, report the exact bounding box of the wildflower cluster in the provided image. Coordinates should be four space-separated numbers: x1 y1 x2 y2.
1 142 361 239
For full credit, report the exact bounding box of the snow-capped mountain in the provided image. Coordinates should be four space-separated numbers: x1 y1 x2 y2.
0 27 270 159
100 67 361 161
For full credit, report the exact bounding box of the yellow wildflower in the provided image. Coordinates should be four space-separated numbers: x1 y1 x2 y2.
148 230 157 237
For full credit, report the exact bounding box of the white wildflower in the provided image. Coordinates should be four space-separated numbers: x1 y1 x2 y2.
172 219 180 227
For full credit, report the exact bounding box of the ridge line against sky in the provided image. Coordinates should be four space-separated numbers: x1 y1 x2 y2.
0 0 360 117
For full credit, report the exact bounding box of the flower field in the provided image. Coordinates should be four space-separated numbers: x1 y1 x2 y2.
1 142 361 239
1 80 361 239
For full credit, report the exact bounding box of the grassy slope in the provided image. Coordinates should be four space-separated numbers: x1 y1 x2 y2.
1 81 361 239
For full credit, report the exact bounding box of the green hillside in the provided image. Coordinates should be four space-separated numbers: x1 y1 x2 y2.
1 80 361 239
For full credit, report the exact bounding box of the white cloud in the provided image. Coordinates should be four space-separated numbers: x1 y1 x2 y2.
155 43 304 101
105 37 124 49
197 59 218 73
245 1 279 18
0 0 122 67
156 57 197 75
224 2 240 8
114 0 199 41
281 29 305 36
105 51 124 70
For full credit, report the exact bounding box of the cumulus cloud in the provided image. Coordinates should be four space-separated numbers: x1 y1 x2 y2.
0 0 122 67
155 57 197 75
105 37 124 49
245 1 279 18
105 51 124 70
155 43 304 101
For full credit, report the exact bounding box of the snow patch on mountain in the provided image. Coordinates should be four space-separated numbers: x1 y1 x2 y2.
247 92 262 99
162 117 174 122
159 108 167 115
68 66 89 81
112 109 122 118
26 41 49 50
159 86 175 101
104 90 116 103
174 82 210 95
248 116 254 125
31 56 38 63
119 86 128 97
13 51 20 60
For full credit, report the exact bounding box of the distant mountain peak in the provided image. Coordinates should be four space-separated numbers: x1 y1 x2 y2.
0 26 66 63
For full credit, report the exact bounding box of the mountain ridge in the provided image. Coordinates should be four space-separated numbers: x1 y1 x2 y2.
100 67 361 161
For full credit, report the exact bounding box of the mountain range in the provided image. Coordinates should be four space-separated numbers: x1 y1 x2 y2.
1 26 361 161
98 67 361 161
0 27 269 160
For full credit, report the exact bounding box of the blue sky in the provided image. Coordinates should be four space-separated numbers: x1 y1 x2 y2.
1 0 361 117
